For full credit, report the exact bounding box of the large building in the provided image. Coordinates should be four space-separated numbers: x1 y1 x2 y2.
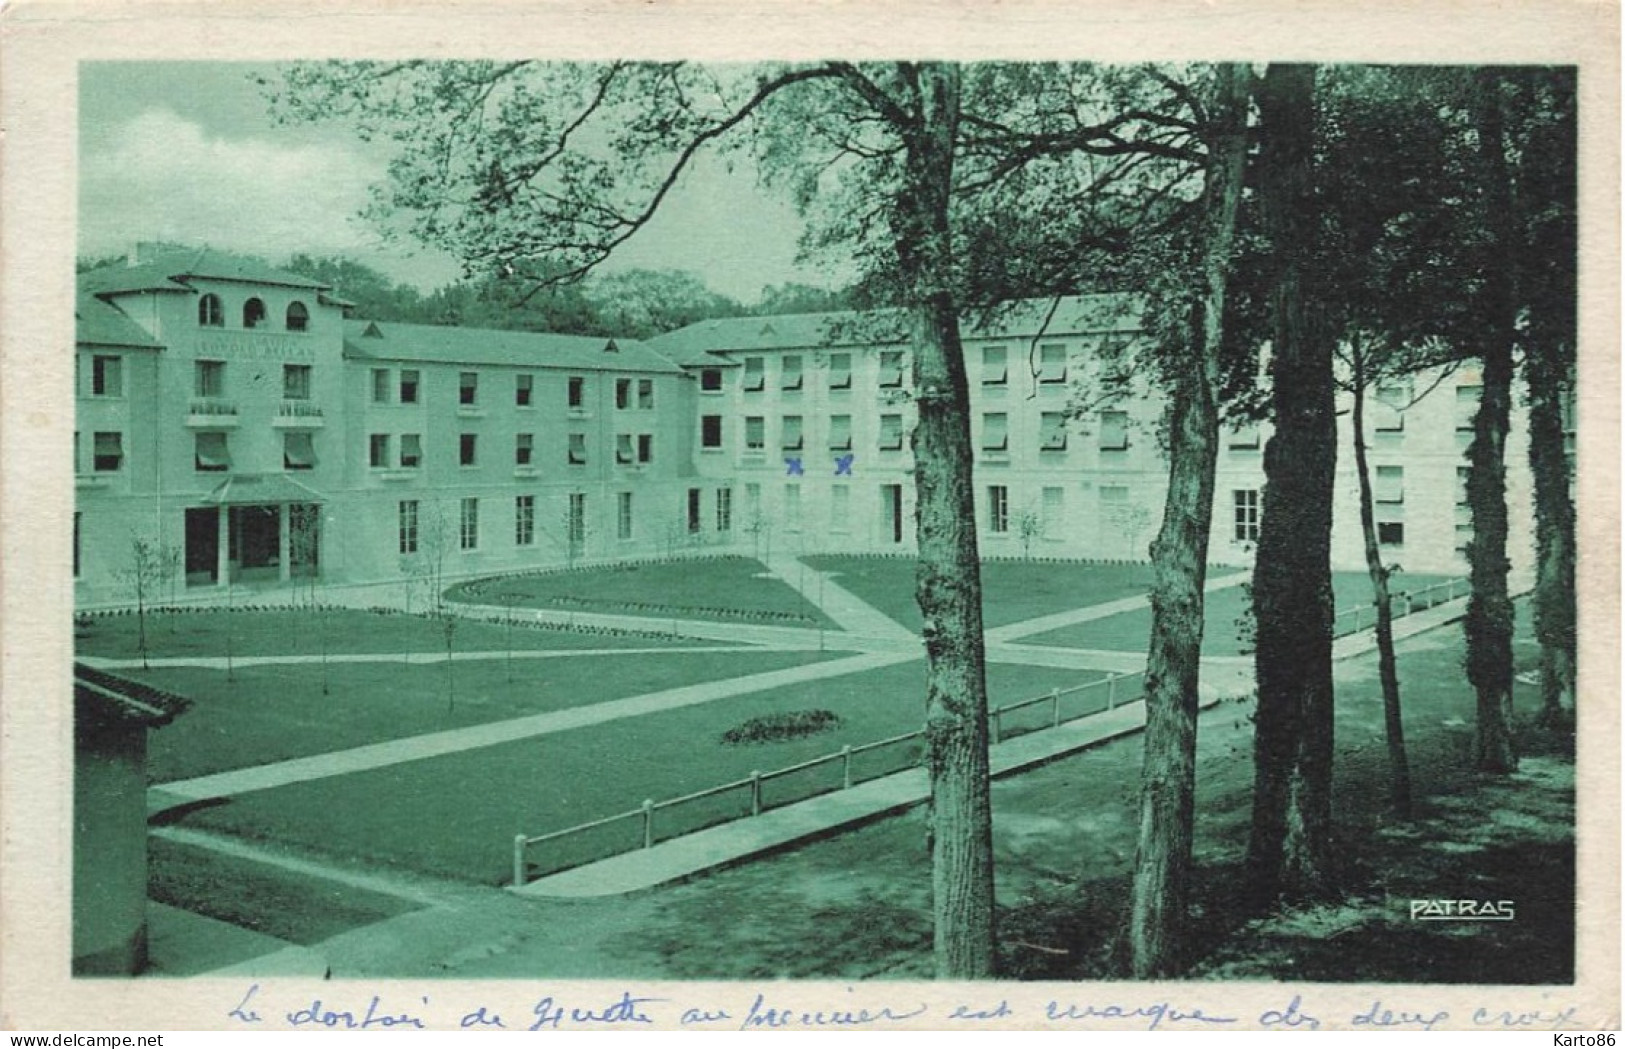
73 247 1544 604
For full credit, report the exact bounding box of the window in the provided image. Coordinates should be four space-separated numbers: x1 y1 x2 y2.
243 298 267 329
1042 486 1064 539
516 433 534 466
568 376 585 409
1375 465 1405 504
195 431 230 472
1233 489 1260 542
285 301 309 332
688 488 703 533
93 431 123 472
1229 423 1261 450
198 294 224 327
516 373 534 407
1373 380 1409 433
782 415 804 451
400 370 420 404
371 368 390 404
1039 344 1068 384
981 412 1009 453
459 372 479 406
1457 465 1471 507
568 493 587 546
460 498 479 550
829 414 852 451
369 434 391 468
701 415 724 449
1040 412 1068 451
745 416 765 451
1100 410 1130 451
460 433 478 466
398 500 419 554
195 360 225 398
1378 521 1405 546
638 434 654 464
879 350 905 388
516 495 535 546
568 433 587 465
828 353 852 390
988 485 1010 533
781 355 803 391
743 357 765 392
617 491 634 540
716 487 732 532
745 482 761 518
982 346 1008 386
616 378 632 409
400 433 422 469
879 413 904 451
784 483 801 529
74 512 80 578
637 378 654 410
700 368 723 392
283 431 315 471
92 355 122 397
831 484 850 531
283 364 311 400
1456 384 1482 432
616 433 635 465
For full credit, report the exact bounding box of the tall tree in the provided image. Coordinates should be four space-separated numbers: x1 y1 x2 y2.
1247 63 1339 904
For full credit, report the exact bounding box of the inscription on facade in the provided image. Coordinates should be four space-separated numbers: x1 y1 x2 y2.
196 335 317 363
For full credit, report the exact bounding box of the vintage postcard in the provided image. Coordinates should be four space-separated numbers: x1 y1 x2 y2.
1 0 1618 1033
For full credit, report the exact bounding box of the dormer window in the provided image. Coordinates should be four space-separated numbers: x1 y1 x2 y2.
199 294 224 327
286 301 310 333
243 298 267 329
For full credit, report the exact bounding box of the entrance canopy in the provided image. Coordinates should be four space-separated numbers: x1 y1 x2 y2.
200 473 324 507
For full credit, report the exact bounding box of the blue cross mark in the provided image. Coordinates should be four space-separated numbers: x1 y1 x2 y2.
834 454 855 476
784 457 804 476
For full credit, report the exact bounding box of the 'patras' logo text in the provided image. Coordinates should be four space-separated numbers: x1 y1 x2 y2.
1409 899 1516 921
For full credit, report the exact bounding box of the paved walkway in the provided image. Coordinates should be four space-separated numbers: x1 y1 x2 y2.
81 643 793 673
762 554 917 641
985 569 1253 643
447 600 878 652
151 650 914 805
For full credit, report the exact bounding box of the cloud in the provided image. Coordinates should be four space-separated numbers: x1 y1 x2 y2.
79 109 385 263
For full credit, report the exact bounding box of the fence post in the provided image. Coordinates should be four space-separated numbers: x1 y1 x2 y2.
992 707 1003 745
512 834 527 888
1051 687 1061 728
841 745 853 790
642 799 654 849
750 771 762 816
1106 674 1117 710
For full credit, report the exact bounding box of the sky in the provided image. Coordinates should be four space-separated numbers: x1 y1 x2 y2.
77 62 837 304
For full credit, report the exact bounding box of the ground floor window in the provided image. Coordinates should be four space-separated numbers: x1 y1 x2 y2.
988 485 1010 533
617 491 633 540
568 493 587 549
716 487 732 533
399 500 419 554
74 512 81 577
1233 489 1260 543
1378 521 1405 546
460 497 479 551
515 495 535 546
687 488 702 534
830 484 850 533
783 483 801 532
93 431 124 473
1042 486 1064 539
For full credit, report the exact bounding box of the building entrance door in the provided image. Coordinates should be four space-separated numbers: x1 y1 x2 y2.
229 505 281 583
184 508 218 587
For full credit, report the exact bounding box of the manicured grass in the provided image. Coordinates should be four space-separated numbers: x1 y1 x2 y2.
142 648 843 782
1023 571 1458 655
75 607 715 661
178 658 1113 884
446 556 837 628
803 556 1160 631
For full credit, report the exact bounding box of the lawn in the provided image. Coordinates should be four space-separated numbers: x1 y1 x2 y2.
175 658 1114 884
445 556 838 628
1022 570 1459 655
141 647 846 783
75 607 718 661
803 556 1159 632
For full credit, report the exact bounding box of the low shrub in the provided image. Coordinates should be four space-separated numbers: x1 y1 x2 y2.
721 709 842 746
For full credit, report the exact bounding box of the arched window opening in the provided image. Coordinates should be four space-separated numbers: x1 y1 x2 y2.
286 301 309 333
198 294 224 327
243 298 267 329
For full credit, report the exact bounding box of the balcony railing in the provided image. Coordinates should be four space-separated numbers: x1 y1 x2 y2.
279 400 323 418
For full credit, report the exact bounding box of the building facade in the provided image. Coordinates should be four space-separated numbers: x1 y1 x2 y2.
73 248 1544 605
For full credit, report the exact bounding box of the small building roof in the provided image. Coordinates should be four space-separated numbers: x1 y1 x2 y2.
75 293 163 350
79 248 330 297
74 663 190 731
343 319 683 374
200 473 325 507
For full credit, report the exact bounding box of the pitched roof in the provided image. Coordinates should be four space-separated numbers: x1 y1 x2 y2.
645 294 1144 361
78 248 330 297
343 319 683 374
76 293 162 350
74 663 190 731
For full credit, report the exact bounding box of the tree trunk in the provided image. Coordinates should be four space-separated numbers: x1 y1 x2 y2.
1128 61 1248 979
892 62 997 979
1466 71 1518 774
1349 348 1412 817
1247 62 1339 906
